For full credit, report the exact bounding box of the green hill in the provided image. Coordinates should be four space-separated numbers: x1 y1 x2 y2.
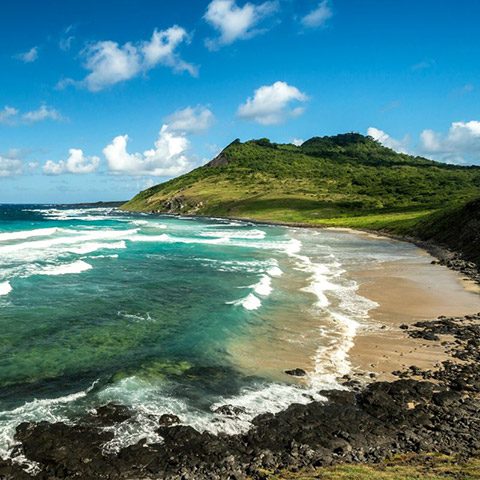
413 198 480 265
123 133 480 235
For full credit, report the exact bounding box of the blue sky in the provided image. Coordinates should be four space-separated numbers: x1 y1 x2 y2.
1 0 479 203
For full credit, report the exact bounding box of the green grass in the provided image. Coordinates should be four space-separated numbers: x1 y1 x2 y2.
256 454 480 480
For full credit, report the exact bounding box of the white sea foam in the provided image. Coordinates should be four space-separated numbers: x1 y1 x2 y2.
267 265 283 277
200 229 266 240
301 263 336 308
35 260 93 276
227 293 261 310
0 227 58 243
0 228 138 262
252 274 273 297
0 281 12 296
67 240 126 254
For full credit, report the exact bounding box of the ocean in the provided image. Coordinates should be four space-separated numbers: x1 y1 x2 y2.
0 204 424 463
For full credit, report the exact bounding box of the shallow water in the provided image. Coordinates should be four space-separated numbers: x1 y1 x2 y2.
0 205 430 460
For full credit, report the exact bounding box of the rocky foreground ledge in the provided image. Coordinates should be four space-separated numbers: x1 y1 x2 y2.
1 311 480 480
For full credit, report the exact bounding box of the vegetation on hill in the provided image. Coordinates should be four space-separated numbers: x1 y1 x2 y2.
413 198 480 265
123 133 480 257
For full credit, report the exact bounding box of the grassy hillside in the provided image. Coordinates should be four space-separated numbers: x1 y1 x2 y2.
413 198 480 265
123 133 480 237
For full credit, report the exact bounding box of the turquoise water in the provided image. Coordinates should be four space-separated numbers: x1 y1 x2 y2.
0 205 422 459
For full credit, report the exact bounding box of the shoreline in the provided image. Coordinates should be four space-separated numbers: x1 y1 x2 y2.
143 210 480 283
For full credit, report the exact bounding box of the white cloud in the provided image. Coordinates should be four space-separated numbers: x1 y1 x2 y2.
301 0 333 28
204 0 278 49
142 27 197 76
0 106 19 125
43 149 100 175
0 155 23 177
367 127 409 153
238 81 308 125
22 105 63 123
74 26 196 92
420 121 480 163
0 105 63 125
104 125 192 176
292 138 304 146
82 41 141 92
165 106 214 133
16 46 39 63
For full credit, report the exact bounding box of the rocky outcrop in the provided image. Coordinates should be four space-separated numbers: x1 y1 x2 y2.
205 139 240 168
157 195 204 214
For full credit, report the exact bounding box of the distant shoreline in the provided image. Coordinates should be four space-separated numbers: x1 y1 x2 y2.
137 209 480 284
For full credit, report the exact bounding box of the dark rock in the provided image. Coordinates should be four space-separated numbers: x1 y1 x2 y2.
285 368 307 377
213 405 247 416
88 403 132 425
158 414 181 427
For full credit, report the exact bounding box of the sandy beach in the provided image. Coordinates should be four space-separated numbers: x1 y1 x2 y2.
349 253 480 381
229 229 480 386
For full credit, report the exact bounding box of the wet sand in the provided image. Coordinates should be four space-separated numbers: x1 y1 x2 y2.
350 255 480 381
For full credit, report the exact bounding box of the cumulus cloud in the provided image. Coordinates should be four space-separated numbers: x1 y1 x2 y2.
43 149 100 175
0 105 63 125
141 27 197 75
367 127 409 153
165 106 214 133
238 81 308 125
68 26 196 92
301 0 333 28
16 46 39 63
0 106 19 125
420 121 480 163
104 126 192 176
81 41 141 92
292 138 304 146
0 155 23 177
204 0 278 49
